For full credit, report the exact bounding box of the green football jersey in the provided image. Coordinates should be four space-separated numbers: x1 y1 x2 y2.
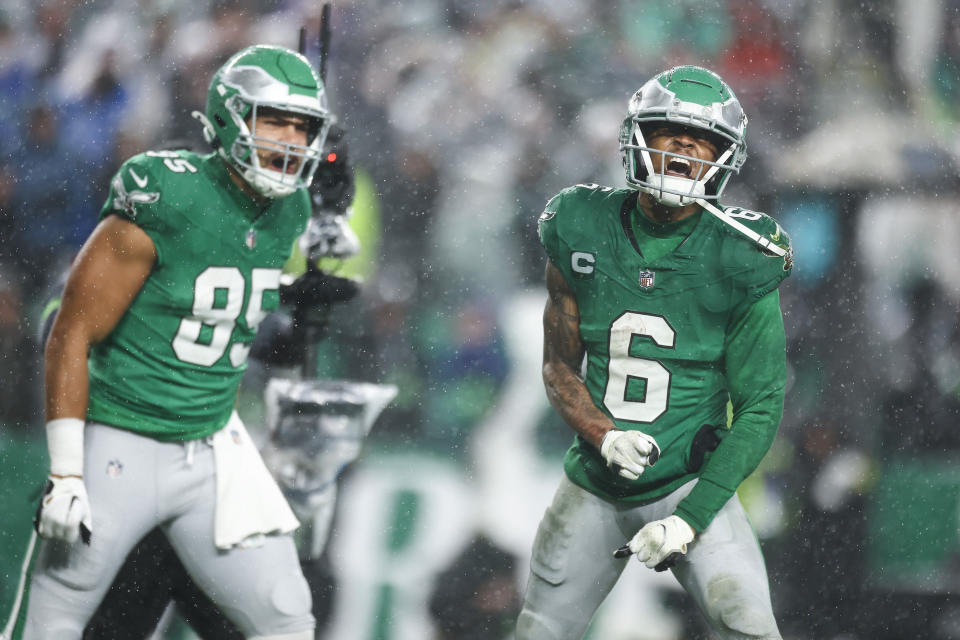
538 184 792 509
86 150 310 441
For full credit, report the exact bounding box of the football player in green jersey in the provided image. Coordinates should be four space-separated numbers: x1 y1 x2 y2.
21 45 331 640
517 66 793 640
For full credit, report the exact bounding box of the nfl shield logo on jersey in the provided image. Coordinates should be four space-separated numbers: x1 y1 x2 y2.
639 270 655 290
245 228 257 249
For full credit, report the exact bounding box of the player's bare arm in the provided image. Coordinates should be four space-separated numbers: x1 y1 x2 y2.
45 215 157 421
541 260 612 449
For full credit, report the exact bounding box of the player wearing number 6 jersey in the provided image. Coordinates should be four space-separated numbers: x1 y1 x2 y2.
20 45 329 640
517 66 792 640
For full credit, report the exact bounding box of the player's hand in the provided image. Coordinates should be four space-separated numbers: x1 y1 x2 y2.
279 261 360 309
35 476 93 545
600 429 660 480
614 515 694 571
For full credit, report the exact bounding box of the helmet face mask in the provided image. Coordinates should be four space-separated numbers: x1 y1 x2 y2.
197 45 331 199
619 66 747 207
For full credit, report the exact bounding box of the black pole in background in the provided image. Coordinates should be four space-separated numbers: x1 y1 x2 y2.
300 2 334 380
319 3 331 83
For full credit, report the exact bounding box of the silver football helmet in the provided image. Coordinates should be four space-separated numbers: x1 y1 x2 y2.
619 65 747 207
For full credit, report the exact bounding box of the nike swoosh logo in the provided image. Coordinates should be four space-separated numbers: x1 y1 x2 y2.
129 168 148 189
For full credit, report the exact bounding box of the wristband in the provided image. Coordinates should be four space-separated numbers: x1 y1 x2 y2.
46 417 86 477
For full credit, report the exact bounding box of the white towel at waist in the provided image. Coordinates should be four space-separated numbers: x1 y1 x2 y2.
211 411 299 549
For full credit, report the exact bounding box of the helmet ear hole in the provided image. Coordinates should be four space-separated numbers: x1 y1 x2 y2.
306 116 326 145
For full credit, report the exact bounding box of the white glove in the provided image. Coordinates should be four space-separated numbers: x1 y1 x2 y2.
599 429 660 480
614 515 695 572
36 417 92 544
36 476 93 544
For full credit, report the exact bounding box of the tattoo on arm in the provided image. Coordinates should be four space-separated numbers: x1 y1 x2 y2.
544 263 583 371
542 261 612 448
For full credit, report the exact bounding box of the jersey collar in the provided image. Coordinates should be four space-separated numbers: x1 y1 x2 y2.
620 191 705 264
206 154 273 222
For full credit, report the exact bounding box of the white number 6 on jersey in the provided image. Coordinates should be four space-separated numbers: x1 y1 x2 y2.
602 312 675 423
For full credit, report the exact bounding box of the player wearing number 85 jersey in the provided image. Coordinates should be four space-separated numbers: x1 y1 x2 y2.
20 45 328 640
85 148 308 440
517 66 792 640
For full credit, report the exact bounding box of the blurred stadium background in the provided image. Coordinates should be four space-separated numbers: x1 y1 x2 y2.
3 0 960 638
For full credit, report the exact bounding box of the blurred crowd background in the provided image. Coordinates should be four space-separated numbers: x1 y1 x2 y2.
3 0 960 638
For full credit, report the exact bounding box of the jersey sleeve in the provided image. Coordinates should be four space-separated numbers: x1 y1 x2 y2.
537 189 568 273
722 207 794 300
673 289 786 531
100 153 170 265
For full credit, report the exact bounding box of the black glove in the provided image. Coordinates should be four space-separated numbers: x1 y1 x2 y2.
248 312 299 367
279 261 360 309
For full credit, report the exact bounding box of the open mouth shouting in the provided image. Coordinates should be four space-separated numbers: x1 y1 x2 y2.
664 156 696 179
267 153 301 175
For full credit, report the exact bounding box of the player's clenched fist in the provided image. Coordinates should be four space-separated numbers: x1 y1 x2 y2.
36 417 92 544
36 476 93 545
616 515 694 572
600 429 660 480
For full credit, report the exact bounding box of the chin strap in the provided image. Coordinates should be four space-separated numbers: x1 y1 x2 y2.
696 199 787 257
